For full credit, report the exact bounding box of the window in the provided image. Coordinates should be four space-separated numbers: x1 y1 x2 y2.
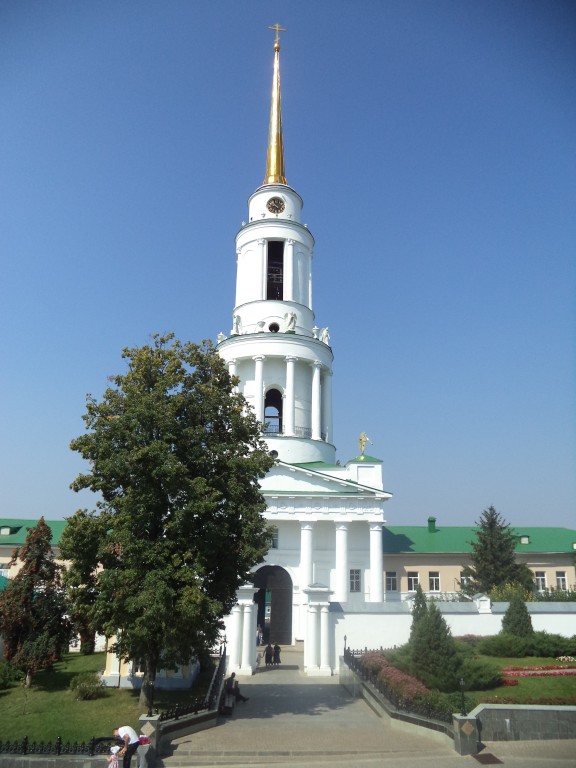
534 571 546 591
349 569 361 593
407 572 419 591
266 241 284 300
459 572 473 591
270 527 279 549
385 571 397 592
556 571 567 591
0 562 9 579
428 571 440 592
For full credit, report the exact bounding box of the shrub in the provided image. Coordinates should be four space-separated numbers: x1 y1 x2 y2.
383 645 412 674
69 672 106 700
459 657 502 690
501 597 534 637
454 635 484 651
476 633 529 657
359 651 389 675
534 588 576 602
527 632 576 658
0 661 23 690
490 582 535 602
375 660 429 701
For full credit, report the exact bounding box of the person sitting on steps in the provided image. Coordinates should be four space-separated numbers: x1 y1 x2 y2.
225 671 249 702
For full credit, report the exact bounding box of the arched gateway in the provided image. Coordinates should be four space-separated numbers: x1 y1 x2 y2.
253 565 293 645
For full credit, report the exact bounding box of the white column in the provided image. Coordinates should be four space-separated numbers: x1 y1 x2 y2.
321 369 333 443
284 239 295 302
241 602 254 670
258 239 267 299
306 603 319 669
320 605 331 672
228 359 238 392
228 604 242 669
300 523 314 589
335 523 349 603
284 356 297 436
299 523 314 640
253 355 265 423
303 585 333 676
311 361 322 440
369 522 384 602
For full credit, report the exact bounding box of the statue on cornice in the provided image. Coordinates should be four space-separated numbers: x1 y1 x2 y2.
284 311 296 332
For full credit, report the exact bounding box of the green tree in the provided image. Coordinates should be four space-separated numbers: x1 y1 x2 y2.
410 602 461 691
0 518 70 687
460 507 534 596
61 510 112 654
409 583 428 643
501 596 534 637
62 334 274 708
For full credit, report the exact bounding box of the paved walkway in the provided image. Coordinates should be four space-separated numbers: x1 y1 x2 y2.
160 644 576 768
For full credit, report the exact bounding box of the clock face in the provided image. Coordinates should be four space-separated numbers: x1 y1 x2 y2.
266 196 285 214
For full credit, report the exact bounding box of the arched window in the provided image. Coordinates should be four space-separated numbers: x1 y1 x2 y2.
264 388 283 434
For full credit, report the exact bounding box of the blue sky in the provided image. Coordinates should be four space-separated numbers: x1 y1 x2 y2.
1 1 574 529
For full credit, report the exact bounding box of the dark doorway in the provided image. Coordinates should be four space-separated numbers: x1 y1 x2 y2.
253 565 292 646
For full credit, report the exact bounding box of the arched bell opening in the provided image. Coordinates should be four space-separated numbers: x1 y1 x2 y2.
264 387 283 435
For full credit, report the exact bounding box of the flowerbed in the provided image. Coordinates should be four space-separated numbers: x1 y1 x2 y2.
501 664 576 678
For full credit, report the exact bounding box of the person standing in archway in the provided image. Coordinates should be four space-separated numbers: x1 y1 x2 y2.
273 643 281 665
265 642 273 667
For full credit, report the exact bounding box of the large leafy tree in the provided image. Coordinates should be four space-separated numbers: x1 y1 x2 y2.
460 506 534 596
0 518 70 687
61 334 274 708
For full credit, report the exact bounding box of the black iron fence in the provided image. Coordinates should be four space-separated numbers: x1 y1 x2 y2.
343 646 453 724
0 650 227 756
0 735 116 756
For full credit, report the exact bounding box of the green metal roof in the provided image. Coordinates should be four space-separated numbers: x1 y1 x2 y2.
347 454 383 464
0 518 67 548
383 525 576 555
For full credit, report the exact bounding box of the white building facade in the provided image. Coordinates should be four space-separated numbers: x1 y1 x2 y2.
218 32 391 676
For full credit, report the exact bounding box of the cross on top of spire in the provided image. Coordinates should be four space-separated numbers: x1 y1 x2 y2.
268 23 286 51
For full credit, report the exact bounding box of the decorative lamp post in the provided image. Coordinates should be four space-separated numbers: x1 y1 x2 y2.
145 680 155 718
459 677 466 717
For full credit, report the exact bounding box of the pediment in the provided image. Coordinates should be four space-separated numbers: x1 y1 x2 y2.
259 461 389 498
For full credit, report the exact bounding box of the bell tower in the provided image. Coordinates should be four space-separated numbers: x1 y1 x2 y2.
217 27 335 464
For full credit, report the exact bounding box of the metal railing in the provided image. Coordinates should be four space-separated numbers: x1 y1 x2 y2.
343 646 453 724
0 736 116 756
0 652 227 755
263 424 327 441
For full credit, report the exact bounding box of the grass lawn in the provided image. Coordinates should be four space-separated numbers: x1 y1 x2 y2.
469 656 576 705
0 653 213 744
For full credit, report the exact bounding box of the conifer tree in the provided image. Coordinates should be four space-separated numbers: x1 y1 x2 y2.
0 518 70 687
501 596 534 637
460 506 534 596
411 602 461 691
409 583 428 643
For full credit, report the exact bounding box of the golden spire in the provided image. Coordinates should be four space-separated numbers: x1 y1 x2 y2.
264 23 287 185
